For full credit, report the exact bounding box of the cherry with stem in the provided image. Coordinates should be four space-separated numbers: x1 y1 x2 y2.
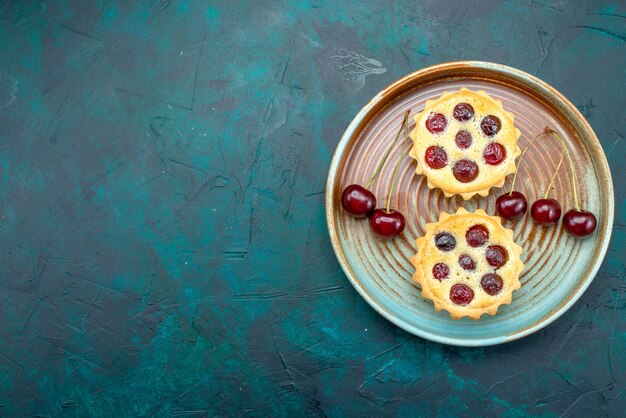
530 147 563 226
495 133 545 220
544 128 596 238
341 110 411 218
370 112 410 239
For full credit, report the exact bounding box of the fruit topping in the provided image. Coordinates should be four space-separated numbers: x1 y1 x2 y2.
452 159 479 182
483 142 507 165
434 232 456 252
455 130 472 149
466 224 489 247
481 273 503 295
481 115 501 136
426 113 447 134
458 254 476 271
453 103 474 122
425 146 448 169
450 283 474 306
486 245 508 268
432 263 450 280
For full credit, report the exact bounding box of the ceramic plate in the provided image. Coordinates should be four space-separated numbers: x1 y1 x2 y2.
325 61 614 346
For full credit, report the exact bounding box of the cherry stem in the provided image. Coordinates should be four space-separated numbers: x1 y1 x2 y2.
544 147 564 199
508 131 545 194
386 111 410 213
365 110 411 189
545 128 580 211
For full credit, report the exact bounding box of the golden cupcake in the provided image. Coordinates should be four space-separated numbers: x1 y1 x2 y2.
411 208 524 320
408 88 521 200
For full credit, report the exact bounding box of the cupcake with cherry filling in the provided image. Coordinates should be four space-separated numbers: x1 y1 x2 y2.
409 88 521 200
411 208 524 320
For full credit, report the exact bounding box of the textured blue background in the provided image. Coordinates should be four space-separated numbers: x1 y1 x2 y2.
0 0 624 416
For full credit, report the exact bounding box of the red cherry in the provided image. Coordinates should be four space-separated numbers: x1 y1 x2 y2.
425 146 448 169
563 209 597 238
453 103 474 122
481 273 503 296
455 130 473 149
432 263 450 281
434 232 456 252
341 184 376 218
425 113 447 134
486 245 508 268
483 142 507 165
450 283 474 306
481 115 501 136
458 254 476 271
495 191 527 220
452 159 479 183
369 209 405 239
531 198 562 226
466 224 489 247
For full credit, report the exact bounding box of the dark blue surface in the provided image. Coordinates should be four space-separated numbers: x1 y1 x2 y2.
0 1 624 416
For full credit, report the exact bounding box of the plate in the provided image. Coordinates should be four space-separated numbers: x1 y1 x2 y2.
325 61 614 346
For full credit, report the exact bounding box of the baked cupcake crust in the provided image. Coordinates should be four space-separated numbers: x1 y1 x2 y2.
411 208 524 320
409 88 521 200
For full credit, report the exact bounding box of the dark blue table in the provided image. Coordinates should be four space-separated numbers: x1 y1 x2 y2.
0 1 624 416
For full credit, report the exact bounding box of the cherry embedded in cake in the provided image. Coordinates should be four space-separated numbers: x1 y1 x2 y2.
483 142 507 165
458 254 476 271
425 113 447 134
466 224 489 247
450 284 474 306
455 130 473 149
425 146 448 169
453 103 474 122
480 274 503 296
433 263 450 281
410 208 524 320
481 115 501 136
409 88 521 200
486 245 508 268
452 159 479 183
434 232 456 252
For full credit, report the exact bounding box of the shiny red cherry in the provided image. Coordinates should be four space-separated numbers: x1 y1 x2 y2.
481 273 503 295
458 254 476 271
341 184 376 218
531 198 561 226
481 115 501 136
563 209 597 238
425 146 448 169
455 130 472 149
369 209 405 239
495 191 527 220
453 103 474 122
432 263 450 281
450 283 474 306
425 113 447 134
483 142 507 165
486 245 508 268
466 224 489 247
452 159 479 183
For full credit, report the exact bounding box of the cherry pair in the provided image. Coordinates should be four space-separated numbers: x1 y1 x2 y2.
341 111 411 239
342 184 405 238
495 129 596 238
